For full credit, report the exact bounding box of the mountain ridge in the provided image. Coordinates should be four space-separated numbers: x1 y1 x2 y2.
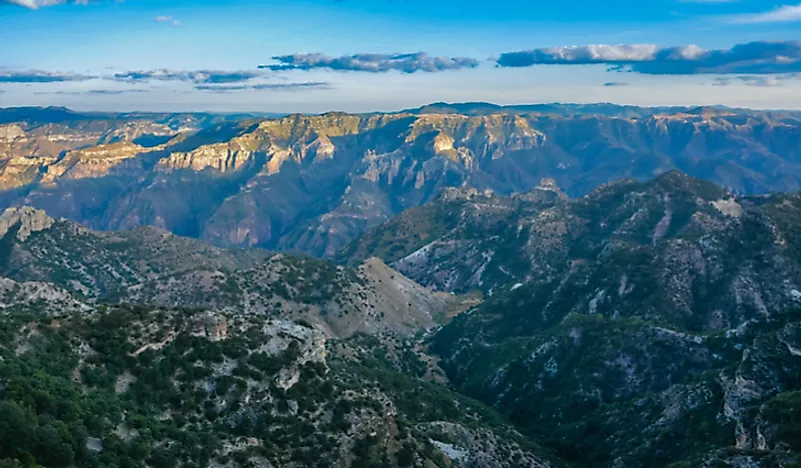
338 171 801 466
2 104 801 258
0 205 461 338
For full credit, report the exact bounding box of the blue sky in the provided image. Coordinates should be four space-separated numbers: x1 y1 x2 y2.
0 0 800 112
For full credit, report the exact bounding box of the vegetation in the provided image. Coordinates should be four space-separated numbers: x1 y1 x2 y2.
0 306 550 468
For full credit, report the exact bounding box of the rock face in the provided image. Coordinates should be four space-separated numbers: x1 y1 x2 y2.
0 206 54 241
40 141 149 183
2 105 801 257
0 124 25 140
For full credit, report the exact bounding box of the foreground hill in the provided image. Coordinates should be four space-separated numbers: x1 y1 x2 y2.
1 105 801 256
0 306 557 468
348 172 801 466
0 205 554 467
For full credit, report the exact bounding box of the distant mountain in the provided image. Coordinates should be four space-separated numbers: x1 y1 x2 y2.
346 172 801 466
401 102 801 119
0 106 282 126
1 104 801 259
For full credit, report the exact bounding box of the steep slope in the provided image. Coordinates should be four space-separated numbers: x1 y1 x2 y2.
2 105 801 256
122 255 453 338
0 207 269 298
432 310 801 467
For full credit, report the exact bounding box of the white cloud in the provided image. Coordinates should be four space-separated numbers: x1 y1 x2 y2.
3 0 88 8
261 52 480 74
113 69 262 84
0 69 94 82
155 15 180 26
728 3 801 23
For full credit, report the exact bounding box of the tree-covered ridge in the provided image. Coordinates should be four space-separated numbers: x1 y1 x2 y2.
0 306 556 468
2 170 801 467
431 309 801 466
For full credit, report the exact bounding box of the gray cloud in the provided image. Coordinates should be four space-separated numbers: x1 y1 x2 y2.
0 69 95 83
714 73 801 87
86 89 150 95
194 82 331 93
113 69 262 84
33 89 149 95
260 52 480 73
496 40 801 75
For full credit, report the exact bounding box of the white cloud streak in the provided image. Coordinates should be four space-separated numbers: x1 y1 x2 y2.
727 3 801 23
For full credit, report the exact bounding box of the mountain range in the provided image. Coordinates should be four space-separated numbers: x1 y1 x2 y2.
0 171 799 466
2 104 801 257
346 171 801 467
2 104 801 467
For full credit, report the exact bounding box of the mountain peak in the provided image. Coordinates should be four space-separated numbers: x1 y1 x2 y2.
0 206 55 242
649 170 729 200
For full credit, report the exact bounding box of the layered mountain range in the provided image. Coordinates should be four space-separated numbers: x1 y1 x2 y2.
0 172 799 466
2 104 801 257
2 104 801 467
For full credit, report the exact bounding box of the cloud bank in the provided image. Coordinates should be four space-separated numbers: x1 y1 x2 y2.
113 69 262 84
34 89 150 95
0 69 94 82
496 40 801 75
260 52 480 73
195 82 331 92
713 73 801 87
